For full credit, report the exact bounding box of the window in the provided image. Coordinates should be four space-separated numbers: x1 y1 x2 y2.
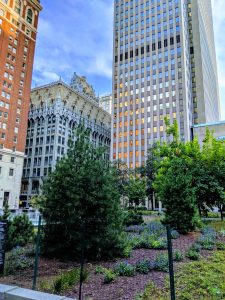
11 157 15 163
0 154 2 161
26 9 33 24
9 168 14 176
15 0 21 15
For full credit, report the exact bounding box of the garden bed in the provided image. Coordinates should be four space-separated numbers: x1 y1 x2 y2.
0 223 224 300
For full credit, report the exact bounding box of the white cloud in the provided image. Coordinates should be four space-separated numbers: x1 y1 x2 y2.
33 0 113 88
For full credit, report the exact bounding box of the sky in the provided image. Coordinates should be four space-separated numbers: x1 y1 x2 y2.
32 0 225 119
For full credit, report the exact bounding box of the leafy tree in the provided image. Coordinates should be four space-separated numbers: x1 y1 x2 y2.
40 128 125 260
125 176 147 207
154 155 200 233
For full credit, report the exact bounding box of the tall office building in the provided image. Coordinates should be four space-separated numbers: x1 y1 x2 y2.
112 0 220 168
0 0 42 209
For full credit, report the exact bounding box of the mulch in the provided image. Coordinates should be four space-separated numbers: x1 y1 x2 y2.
0 231 215 300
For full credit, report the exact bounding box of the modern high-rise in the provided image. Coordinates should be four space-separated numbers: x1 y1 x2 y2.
0 0 42 209
112 0 220 168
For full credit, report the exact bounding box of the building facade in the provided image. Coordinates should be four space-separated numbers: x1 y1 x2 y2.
20 77 111 208
99 94 112 114
0 0 42 209
112 0 219 168
193 121 225 146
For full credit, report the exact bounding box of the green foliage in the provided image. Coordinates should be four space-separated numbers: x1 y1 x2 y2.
154 253 169 272
7 214 34 251
137 251 225 300
186 245 201 261
149 122 225 232
125 176 147 207
103 269 117 284
114 262 136 276
124 209 144 226
216 242 225 250
123 244 133 258
40 128 125 260
52 268 88 294
173 250 183 262
135 259 152 274
4 247 33 275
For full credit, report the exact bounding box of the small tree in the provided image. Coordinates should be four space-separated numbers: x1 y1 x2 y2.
154 156 199 233
40 128 125 260
125 176 147 207
7 214 34 251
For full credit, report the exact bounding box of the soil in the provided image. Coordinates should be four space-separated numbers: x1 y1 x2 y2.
0 232 202 300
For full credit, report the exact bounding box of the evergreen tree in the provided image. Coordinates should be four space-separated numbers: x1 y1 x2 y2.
40 128 125 260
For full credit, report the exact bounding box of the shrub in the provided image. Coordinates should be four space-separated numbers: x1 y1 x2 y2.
154 253 169 272
186 246 201 261
171 230 180 239
124 210 144 226
104 269 117 284
4 247 33 275
53 268 88 294
216 242 225 250
95 266 107 274
135 260 151 274
173 250 183 262
123 244 133 258
6 214 34 251
114 262 136 276
196 236 215 250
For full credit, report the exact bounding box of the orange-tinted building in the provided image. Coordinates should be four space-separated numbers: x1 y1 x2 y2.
0 0 42 209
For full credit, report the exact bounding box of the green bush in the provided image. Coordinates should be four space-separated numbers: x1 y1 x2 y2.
124 209 144 226
173 250 183 262
6 214 34 251
4 247 33 275
104 269 117 284
123 244 133 258
135 260 151 274
216 242 225 250
114 262 136 276
154 253 169 272
186 246 201 261
53 268 88 294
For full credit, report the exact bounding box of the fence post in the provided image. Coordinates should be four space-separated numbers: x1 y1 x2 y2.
32 215 42 290
166 225 176 300
79 222 85 300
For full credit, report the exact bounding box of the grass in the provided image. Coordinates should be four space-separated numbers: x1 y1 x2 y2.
136 250 225 300
38 268 88 294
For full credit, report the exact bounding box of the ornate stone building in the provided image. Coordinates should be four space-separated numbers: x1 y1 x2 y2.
20 75 111 208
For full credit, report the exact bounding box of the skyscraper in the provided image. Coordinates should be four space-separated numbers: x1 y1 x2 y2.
0 0 42 209
112 0 220 168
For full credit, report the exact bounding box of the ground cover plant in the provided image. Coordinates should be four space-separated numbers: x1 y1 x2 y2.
124 221 179 252
136 250 225 300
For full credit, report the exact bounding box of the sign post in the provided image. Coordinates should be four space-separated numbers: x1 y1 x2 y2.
0 221 7 275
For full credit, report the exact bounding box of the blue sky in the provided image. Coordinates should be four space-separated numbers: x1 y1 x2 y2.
32 0 225 119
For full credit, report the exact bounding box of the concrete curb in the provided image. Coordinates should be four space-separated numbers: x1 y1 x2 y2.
0 284 75 300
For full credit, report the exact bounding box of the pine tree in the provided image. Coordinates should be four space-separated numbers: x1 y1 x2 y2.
40 128 125 260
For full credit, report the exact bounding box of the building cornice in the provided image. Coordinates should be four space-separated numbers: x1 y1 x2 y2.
31 80 112 119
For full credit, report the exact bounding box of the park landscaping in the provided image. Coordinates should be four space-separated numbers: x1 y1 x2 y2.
1 124 225 299
0 220 224 299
